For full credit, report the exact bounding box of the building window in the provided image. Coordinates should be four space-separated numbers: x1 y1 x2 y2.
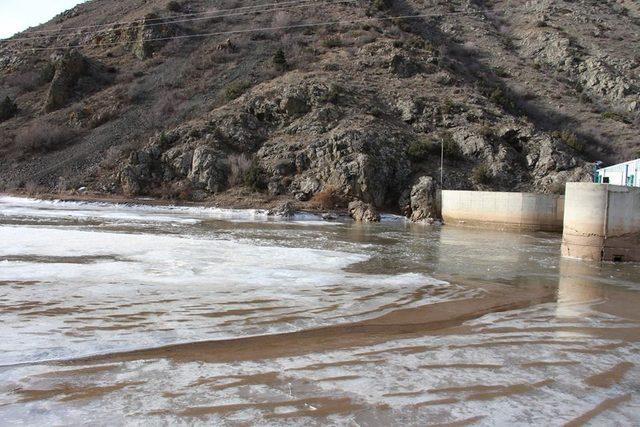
603 177 610 183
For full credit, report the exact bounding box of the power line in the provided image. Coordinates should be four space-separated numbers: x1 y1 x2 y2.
2 0 357 43
5 9 512 53
10 0 351 37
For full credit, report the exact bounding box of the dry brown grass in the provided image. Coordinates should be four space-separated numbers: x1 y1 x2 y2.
15 121 77 154
310 186 341 210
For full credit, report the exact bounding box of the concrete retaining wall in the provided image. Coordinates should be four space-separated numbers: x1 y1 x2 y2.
441 190 565 231
561 183 640 262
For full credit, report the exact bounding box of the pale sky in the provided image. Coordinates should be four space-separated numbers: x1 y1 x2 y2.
0 0 88 39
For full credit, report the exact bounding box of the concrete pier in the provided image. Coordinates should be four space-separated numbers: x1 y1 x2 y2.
441 190 565 231
561 183 640 262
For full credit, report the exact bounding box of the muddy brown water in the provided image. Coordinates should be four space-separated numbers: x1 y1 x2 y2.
0 195 639 425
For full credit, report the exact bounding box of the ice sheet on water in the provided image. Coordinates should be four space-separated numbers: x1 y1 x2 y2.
0 196 338 225
0 225 465 365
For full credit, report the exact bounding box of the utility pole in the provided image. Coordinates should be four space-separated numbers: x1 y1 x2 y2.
436 111 444 189
440 138 444 188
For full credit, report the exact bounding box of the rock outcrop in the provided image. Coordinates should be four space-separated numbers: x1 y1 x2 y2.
94 13 181 60
348 200 380 223
409 176 439 222
268 201 296 218
43 50 88 112
519 25 639 115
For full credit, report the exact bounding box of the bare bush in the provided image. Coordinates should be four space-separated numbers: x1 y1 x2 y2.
5 71 41 93
149 93 188 127
15 121 77 153
100 146 125 169
227 153 252 187
152 180 193 200
272 11 291 29
310 186 341 210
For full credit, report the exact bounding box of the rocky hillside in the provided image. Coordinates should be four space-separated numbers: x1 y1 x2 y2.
1 0 639 218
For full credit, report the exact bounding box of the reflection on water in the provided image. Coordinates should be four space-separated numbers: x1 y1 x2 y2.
0 196 639 425
557 259 607 318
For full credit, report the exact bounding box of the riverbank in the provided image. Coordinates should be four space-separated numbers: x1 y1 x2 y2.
0 188 355 218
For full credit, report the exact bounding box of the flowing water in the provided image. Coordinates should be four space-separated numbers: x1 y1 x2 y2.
0 195 639 426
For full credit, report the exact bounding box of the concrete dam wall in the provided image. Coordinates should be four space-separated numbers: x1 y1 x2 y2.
441 190 565 232
561 183 640 262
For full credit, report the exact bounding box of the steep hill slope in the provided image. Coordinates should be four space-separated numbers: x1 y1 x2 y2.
0 0 638 215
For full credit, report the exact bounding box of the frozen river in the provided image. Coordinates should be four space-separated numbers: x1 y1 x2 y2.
0 195 639 425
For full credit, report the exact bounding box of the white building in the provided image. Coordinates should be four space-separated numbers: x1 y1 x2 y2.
596 158 640 187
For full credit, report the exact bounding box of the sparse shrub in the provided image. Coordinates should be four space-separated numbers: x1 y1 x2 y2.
471 164 492 184
441 131 462 159
489 87 516 111
550 181 565 195
441 98 458 115
159 131 169 145
24 181 40 195
372 0 393 10
479 124 494 139
88 108 118 129
6 71 41 93
100 146 125 170
601 111 628 124
244 159 266 191
407 137 437 161
271 10 291 28
273 48 287 70
127 83 147 104
40 62 56 83
552 130 584 152
310 186 340 210
154 180 192 200
493 66 511 78
227 153 252 187
408 133 462 161
171 180 193 200
0 96 18 122
320 84 341 103
225 81 251 101
322 37 343 49
151 94 187 125
15 121 76 153
166 1 182 12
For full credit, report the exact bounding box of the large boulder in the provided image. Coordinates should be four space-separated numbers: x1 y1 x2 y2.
268 201 297 218
410 176 439 222
348 200 380 223
188 146 228 193
119 165 142 196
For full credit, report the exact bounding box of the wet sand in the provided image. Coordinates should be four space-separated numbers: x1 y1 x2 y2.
63 280 556 366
